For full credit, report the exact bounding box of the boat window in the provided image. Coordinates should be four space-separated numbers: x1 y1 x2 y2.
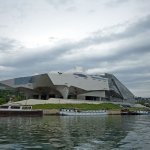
0 106 9 109
22 106 32 109
11 106 21 109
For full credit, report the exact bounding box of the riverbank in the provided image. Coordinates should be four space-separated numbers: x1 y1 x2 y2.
3 98 149 115
32 103 121 110
32 103 149 115
33 103 121 115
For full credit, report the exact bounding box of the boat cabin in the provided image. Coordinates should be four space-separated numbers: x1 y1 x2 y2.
0 105 32 110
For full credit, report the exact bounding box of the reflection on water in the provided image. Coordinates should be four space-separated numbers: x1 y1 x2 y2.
0 115 150 150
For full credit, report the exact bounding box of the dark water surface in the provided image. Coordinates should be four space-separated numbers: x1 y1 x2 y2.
0 115 149 150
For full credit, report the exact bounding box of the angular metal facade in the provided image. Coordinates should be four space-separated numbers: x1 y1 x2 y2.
0 72 134 101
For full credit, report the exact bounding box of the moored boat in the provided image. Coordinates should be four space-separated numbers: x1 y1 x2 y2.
0 104 43 117
59 108 108 116
136 110 149 115
121 109 150 115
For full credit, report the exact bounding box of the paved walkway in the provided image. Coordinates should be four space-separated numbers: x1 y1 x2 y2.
12 98 104 105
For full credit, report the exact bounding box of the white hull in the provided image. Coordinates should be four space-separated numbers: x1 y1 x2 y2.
0 104 43 116
60 109 108 116
136 111 149 115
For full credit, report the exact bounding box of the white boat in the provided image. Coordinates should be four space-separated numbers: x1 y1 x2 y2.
121 109 150 115
0 105 32 111
0 104 43 116
136 110 149 115
59 108 108 116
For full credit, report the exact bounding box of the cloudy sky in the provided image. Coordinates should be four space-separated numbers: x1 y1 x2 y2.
0 0 150 97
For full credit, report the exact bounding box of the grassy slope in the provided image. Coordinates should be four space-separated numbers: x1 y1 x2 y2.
32 103 121 110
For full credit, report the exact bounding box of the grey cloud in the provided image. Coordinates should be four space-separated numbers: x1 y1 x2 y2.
104 0 150 7
93 41 150 64
44 15 150 54
114 65 150 86
58 14 150 55
42 41 150 74
88 9 96 13
105 0 132 7
65 6 77 12
45 0 77 12
82 15 150 47
0 37 23 52
0 42 74 68
1 14 150 66
1 15 150 70
55 33 150 70
0 25 8 28
45 0 74 8
118 73 150 84
0 0 34 22
118 74 150 97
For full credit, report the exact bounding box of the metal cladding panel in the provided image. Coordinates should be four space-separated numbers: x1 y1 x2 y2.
78 91 106 97
13 76 33 89
0 77 34 89
48 73 109 91
32 74 54 88
104 73 134 99
0 79 15 87
0 83 14 90
15 76 33 85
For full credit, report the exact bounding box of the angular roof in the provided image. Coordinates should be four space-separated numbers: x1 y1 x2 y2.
48 72 109 91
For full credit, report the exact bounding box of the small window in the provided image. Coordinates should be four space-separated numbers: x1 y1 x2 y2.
0 106 9 109
11 106 20 109
22 106 32 109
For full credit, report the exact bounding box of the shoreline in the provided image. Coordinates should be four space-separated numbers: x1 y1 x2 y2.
1 98 149 116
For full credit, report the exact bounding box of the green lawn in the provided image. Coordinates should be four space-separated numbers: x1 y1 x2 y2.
32 103 121 110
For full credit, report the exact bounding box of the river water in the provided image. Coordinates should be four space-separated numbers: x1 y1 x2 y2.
0 115 149 150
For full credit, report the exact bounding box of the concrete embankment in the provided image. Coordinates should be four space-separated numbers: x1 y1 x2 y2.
108 110 121 115
43 109 59 115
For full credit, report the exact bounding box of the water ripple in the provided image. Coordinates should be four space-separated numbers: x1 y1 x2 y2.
0 115 150 149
